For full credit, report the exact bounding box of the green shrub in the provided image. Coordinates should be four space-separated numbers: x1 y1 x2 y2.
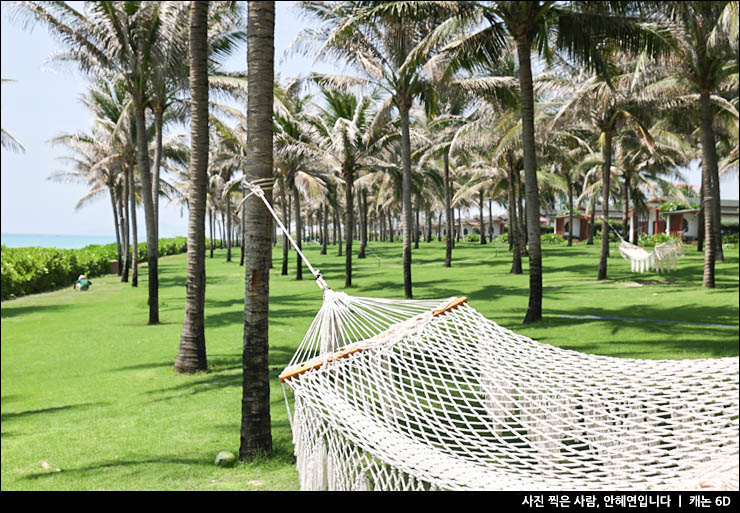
721 223 739 235
638 233 673 246
1 237 188 301
723 233 739 244
493 233 508 244
465 233 481 243
593 229 620 243
541 233 566 245
658 200 699 213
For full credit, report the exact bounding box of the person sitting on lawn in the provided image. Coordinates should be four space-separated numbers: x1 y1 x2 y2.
73 274 92 291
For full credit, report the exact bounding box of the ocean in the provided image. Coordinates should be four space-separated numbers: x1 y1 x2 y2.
1 233 117 250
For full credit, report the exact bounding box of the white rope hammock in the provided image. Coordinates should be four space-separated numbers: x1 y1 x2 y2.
280 293 738 491
618 239 685 274
244 182 739 491
599 217 685 273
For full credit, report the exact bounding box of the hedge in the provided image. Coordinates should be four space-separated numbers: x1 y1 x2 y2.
1 237 188 301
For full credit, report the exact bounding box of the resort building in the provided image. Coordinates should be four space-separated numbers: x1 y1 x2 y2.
661 199 739 241
551 207 622 241
551 198 740 242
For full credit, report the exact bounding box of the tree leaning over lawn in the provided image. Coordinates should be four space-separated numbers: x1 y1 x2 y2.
175 0 210 375
240 0 274 461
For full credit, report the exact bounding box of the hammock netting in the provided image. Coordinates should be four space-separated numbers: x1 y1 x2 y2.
280 291 739 491
241 182 737 492
617 239 685 273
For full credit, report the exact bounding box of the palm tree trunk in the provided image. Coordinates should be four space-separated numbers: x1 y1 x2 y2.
240 185 246 266
129 166 139 288
110 188 123 275
414 194 420 249
209 208 214 258
380 210 386 241
516 171 527 254
388 211 393 243
457 207 462 243
517 39 543 324
598 129 613 281
121 179 130 283
337 208 343 256
152 105 164 248
444 152 453 267
344 170 354 288
332 204 337 245
241 0 274 461
133 96 159 325
700 89 718 288
359 189 368 258
479 189 486 244
488 200 493 243
226 193 232 262
587 194 596 245
219 212 224 248
426 206 433 243
697 182 704 252
280 182 289 274
398 102 414 299
507 160 522 274
292 180 303 280
176 0 209 375
621 170 631 243
321 202 329 255
710 169 723 262
567 175 574 247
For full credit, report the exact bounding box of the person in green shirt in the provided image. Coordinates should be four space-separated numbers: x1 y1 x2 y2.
73 274 92 291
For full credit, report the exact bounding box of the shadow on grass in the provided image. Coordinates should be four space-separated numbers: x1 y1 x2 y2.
1 303 72 319
20 457 213 481
144 366 295 404
552 301 739 327
1 402 110 423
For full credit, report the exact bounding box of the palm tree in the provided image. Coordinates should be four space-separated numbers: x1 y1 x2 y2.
174 0 210 375
11 1 163 323
614 122 693 242
547 51 663 279
48 126 122 258
293 1 465 298
434 0 670 322
415 92 472 267
49 78 134 280
240 0 274 461
1 79 26 153
299 86 391 287
272 82 318 281
11 1 244 323
650 2 737 287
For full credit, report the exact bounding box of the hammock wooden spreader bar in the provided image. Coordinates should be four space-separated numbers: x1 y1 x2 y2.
279 297 468 383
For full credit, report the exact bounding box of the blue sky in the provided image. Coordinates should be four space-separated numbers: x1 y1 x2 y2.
1 2 737 237
0 2 334 237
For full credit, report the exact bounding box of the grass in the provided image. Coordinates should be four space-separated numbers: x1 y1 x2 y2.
1 240 738 490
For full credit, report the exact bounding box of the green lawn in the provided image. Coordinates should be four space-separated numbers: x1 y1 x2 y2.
1 240 738 490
